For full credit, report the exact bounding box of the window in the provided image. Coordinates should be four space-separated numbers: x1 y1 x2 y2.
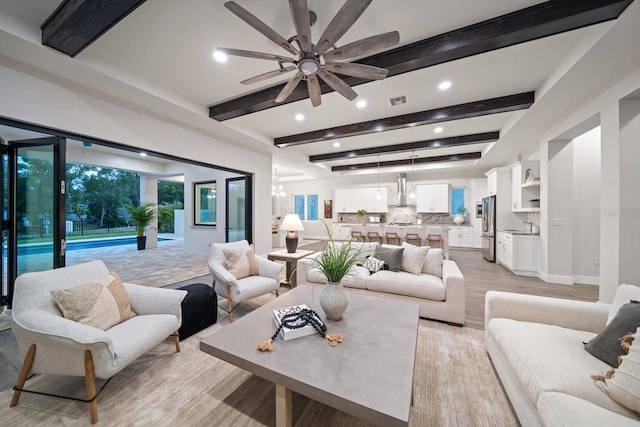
293 194 318 221
194 181 216 225
450 187 466 216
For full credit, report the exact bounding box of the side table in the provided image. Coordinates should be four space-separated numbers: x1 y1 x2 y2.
267 249 314 288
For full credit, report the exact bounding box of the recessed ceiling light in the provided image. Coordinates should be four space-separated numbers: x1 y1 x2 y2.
333 142 341 148
356 100 367 108
213 50 228 62
295 113 305 121
438 81 452 91
434 126 443 133
140 152 147 157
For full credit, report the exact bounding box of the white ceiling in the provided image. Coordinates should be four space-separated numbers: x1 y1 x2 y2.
0 0 638 182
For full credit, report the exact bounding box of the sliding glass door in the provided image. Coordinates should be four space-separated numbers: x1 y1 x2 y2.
225 176 252 243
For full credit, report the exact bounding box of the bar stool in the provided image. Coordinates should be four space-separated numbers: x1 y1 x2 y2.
426 226 443 248
384 225 401 245
350 224 364 240
366 224 383 244
404 225 422 246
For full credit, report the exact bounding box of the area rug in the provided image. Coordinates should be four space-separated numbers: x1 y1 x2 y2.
0 308 517 426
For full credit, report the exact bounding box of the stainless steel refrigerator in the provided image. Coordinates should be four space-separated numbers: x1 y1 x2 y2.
481 195 496 262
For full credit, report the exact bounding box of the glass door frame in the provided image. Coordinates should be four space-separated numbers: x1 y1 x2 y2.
7 137 66 308
225 175 252 244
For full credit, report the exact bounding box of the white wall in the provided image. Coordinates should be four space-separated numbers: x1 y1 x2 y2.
0 64 273 256
541 66 640 302
618 98 640 285
572 127 601 284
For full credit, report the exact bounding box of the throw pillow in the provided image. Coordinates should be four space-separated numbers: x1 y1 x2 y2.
223 246 258 280
423 248 444 277
400 242 429 275
585 300 640 367
374 247 404 272
608 284 640 325
51 272 136 330
592 327 640 413
363 256 385 273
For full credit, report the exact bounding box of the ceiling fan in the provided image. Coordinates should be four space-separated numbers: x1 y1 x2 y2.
217 0 400 107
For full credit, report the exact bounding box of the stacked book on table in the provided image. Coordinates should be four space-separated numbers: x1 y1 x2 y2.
272 304 316 341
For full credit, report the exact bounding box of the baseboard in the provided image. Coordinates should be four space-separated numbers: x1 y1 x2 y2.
537 271 573 285
573 275 599 285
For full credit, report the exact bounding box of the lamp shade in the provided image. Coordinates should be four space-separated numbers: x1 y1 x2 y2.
279 214 304 231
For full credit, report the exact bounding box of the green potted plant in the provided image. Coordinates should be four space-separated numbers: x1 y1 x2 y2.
312 222 364 320
125 203 156 250
357 209 367 225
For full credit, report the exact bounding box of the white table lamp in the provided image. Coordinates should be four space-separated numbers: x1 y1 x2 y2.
280 214 304 253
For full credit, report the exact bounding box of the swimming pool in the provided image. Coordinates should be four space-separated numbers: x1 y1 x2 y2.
17 237 172 256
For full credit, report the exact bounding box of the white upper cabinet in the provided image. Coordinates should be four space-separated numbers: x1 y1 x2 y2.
334 187 388 213
486 170 498 196
416 184 450 213
511 161 540 212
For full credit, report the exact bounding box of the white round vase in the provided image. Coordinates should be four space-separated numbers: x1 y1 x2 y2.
453 214 465 225
319 282 349 320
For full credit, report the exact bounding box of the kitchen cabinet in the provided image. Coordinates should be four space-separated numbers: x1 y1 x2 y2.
334 187 388 213
331 223 352 240
416 184 449 213
448 226 472 248
511 161 540 212
486 170 498 196
497 231 539 276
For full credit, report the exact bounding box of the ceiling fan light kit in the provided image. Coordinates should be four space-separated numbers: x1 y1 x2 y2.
218 0 400 107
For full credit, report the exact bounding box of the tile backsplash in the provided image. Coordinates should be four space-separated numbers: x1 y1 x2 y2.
335 206 457 225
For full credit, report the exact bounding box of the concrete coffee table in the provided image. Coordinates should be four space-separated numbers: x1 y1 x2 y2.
200 284 419 427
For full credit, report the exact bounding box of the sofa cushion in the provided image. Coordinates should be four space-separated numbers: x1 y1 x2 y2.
306 266 369 289
51 272 136 331
537 392 640 427
374 246 404 272
608 284 640 325
366 270 445 300
487 318 640 420
585 301 640 367
363 256 385 273
398 242 429 275
423 248 443 277
593 327 640 414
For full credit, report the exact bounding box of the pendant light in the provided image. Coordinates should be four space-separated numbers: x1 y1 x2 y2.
409 152 417 200
272 168 286 198
376 155 382 200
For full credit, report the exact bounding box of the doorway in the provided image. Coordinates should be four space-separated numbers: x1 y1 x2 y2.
225 176 252 243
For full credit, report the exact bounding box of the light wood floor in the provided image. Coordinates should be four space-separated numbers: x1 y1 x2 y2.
448 248 599 330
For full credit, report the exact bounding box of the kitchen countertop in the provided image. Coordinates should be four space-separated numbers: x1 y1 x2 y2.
498 229 540 236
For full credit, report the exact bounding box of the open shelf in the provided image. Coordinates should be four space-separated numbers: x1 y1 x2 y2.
521 181 540 188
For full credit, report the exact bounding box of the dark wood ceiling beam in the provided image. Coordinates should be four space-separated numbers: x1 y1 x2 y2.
332 152 482 172
209 0 632 121
41 0 146 57
276 92 531 148
309 131 499 163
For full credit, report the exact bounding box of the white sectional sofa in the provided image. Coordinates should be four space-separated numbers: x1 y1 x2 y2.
296 241 465 325
485 288 640 427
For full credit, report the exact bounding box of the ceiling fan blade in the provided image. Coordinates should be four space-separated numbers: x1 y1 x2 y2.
317 69 358 101
241 66 296 85
324 62 388 80
316 0 373 56
307 74 321 107
323 31 400 62
276 71 305 103
225 1 299 56
216 48 295 63
289 0 313 53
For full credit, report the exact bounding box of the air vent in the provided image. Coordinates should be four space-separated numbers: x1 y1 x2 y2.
389 95 407 106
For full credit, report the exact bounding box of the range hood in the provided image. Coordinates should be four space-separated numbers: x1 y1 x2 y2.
396 173 414 207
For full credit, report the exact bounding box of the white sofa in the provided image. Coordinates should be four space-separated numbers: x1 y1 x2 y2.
485 289 640 427
296 241 465 325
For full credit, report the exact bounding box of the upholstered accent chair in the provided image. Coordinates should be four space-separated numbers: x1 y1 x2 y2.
10 260 187 424
384 225 401 245
405 225 423 246
208 240 283 322
426 226 444 248
366 224 383 244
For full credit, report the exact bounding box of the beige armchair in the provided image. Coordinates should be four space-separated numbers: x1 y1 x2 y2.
208 240 283 322
9 260 187 424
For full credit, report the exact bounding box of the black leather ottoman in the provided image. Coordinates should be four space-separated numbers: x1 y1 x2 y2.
177 283 217 340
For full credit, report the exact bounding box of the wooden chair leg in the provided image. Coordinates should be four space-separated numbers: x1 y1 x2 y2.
173 331 181 352
227 285 234 323
84 350 98 424
10 344 36 407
